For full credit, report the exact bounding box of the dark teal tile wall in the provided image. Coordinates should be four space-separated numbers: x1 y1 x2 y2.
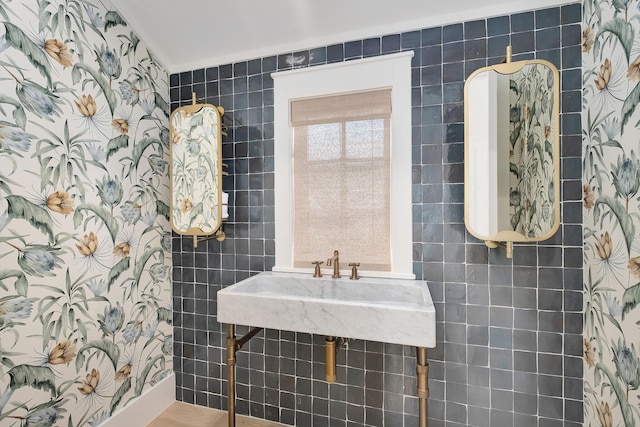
171 3 582 426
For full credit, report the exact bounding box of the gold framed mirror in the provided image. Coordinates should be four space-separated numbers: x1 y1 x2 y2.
169 98 225 246
464 47 560 257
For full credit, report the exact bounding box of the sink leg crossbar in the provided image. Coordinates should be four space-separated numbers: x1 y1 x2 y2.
226 324 430 427
226 324 263 427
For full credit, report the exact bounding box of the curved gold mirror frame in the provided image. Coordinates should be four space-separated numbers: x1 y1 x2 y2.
169 101 225 245
464 50 560 258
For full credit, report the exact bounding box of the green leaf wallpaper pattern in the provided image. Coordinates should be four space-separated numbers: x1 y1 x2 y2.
0 0 171 426
584 0 640 425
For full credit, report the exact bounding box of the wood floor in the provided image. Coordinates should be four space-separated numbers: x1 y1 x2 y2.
147 402 285 427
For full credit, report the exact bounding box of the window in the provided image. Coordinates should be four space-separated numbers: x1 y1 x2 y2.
291 90 391 271
273 52 414 278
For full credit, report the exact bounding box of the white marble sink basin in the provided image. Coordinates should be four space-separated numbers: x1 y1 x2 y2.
217 271 436 347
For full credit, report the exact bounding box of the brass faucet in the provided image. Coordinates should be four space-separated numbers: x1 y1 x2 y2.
326 250 340 278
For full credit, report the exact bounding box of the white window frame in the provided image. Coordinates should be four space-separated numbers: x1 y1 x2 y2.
272 51 414 279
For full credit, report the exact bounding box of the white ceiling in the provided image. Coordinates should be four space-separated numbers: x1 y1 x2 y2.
109 0 571 74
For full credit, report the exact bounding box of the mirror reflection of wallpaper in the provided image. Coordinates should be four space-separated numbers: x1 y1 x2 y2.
0 0 171 425
508 64 555 237
170 106 220 234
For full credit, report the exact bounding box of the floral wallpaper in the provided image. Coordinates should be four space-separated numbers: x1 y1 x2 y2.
0 0 171 426
509 63 556 238
583 0 640 425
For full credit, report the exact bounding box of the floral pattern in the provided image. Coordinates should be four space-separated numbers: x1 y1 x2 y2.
170 105 222 234
0 0 171 426
508 62 557 237
584 0 640 425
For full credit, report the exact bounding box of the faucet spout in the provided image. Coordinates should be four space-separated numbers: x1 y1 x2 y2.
326 250 340 278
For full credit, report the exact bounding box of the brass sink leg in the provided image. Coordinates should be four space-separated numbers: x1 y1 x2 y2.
325 336 337 382
227 324 237 427
226 325 263 427
416 347 429 427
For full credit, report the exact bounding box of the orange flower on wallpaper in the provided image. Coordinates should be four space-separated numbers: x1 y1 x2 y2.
44 39 73 67
76 232 99 256
113 241 131 258
180 197 192 213
112 118 129 135
628 257 640 279
583 184 594 209
628 55 640 81
595 58 611 90
78 368 100 395
596 401 613 427
48 339 77 365
46 190 74 214
584 338 596 368
75 95 97 117
115 363 132 382
595 231 612 260
582 27 594 52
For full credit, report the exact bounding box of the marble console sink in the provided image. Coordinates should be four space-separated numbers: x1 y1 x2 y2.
217 271 436 348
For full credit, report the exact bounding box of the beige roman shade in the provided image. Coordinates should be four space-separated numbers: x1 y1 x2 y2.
290 89 392 271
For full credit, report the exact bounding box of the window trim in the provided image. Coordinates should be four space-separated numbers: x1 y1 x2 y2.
272 51 415 279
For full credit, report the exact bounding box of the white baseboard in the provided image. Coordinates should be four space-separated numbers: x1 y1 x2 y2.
99 372 175 427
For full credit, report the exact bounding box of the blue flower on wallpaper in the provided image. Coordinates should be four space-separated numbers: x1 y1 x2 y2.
11 244 62 277
0 297 35 319
119 79 139 104
611 151 640 209
510 189 521 207
615 343 640 390
122 321 142 343
149 263 169 282
148 155 168 175
186 138 201 155
141 210 158 227
86 142 107 161
509 105 521 123
161 337 172 355
161 233 171 251
24 407 60 427
95 44 122 80
86 278 108 296
139 98 156 115
603 116 621 140
17 80 62 119
99 304 125 336
0 127 33 153
83 4 104 28
121 202 141 224
97 176 124 208
605 293 623 317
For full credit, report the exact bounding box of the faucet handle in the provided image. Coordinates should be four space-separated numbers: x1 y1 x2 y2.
312 261 323 278
349 263 360 280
